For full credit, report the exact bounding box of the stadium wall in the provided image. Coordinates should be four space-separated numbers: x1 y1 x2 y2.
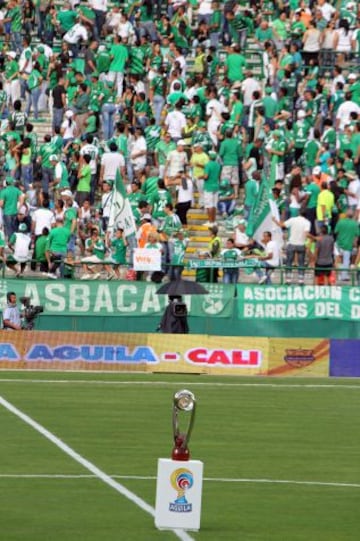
0 331 358 377
2 279 360 338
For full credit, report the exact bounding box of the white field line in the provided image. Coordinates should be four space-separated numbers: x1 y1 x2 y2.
0 473 359 489
0 378 360 390
0 395 195 541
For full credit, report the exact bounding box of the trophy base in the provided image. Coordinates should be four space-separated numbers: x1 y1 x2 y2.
155 458 204 531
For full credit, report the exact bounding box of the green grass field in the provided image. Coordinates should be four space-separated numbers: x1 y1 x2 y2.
0 372 359 541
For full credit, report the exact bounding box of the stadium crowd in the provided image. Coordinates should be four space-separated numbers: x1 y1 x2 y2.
0 0 358 284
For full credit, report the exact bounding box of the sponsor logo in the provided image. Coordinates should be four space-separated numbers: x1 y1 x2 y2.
24 344 159 363
169 468 193 513
283 349 315 368
186 348 262 367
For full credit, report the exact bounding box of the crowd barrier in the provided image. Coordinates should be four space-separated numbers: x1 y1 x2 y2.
0 331 358 377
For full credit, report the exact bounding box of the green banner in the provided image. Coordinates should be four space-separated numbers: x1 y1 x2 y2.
237 285 360 320
187 259 261 269
0 280 235 318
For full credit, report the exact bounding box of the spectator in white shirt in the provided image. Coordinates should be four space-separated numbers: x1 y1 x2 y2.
336 92 360 131
165 103 187 142
273 211 311 285
63 19 88 57
100 142 126 182
164 140 188 179
129 127 147 177
253 231 281 285
241 71 262 107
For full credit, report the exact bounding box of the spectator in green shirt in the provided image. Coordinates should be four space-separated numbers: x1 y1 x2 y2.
335 209 359 281
76 154 92 205
46 216 71 279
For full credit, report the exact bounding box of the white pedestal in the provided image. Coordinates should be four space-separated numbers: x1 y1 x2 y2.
155 458 203 531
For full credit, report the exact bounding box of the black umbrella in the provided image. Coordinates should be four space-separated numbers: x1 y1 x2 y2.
156 279 209 296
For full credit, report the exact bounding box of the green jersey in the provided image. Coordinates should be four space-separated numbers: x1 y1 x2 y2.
9 6 22 31
47 226 71 254
109 44 129 72
144 125 161 152
171 239 187 266
57 9 77 31
110 237 127 264
293 120 311 149
0 185 22 215
9 111 27 134
204 160 221 192
129 47 146 75
39 143 57 168
151 189 172 219
77 164 91 192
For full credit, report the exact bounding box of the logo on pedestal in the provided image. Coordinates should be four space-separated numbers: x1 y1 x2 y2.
169 468 193 513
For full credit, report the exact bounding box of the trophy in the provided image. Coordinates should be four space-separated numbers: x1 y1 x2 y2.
172 389 196 461
155 388 203 531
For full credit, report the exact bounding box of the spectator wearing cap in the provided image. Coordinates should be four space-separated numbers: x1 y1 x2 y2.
0 177 25 240
316 181 334 233
99 142 126 184
190 142 209 209
201 150 221 227
14 203 31 234
61 110 78 146
312 165 329 187
137 213 157 249
234 219 251 251
6 222 31 277
50 155 70 193
303 174 321 235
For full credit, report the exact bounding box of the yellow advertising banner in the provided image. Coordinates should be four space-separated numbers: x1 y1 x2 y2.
0 331 269 376
268 338 329 377
148 335 269 376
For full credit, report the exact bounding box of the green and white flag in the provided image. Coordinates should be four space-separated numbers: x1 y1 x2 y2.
108 168 137 242
246 177 282 245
